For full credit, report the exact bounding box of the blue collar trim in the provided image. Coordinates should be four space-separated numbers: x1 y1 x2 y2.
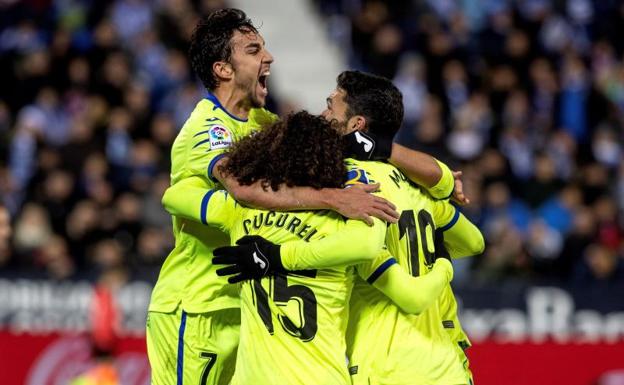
205 92 248 122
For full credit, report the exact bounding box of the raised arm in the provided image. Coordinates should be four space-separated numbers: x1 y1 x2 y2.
389 143 456 200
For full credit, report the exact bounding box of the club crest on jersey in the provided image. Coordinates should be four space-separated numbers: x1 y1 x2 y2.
209 125 232 149
345 168 370 186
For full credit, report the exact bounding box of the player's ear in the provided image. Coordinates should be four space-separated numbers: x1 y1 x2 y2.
213 61 234 82
349 115 367 132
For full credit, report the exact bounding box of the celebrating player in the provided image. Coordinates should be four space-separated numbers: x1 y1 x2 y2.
320 71 484 385
145 9 406 385
214 71 484 385
148 8 463 385
162 110 458 385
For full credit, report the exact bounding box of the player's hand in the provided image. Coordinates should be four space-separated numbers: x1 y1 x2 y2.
212 235 285 283
332 184 399 225
450 171 470 206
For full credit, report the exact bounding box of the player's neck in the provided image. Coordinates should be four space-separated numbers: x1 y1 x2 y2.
212 86 251 120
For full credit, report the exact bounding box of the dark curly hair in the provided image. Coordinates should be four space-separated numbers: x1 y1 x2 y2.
189 9 258 91
220 111 347 191
337 70 404 139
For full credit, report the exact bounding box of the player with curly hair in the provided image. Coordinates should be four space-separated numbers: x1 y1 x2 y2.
150 8 465 385
206 72 484 385
147 9 399 385
162 110 457 385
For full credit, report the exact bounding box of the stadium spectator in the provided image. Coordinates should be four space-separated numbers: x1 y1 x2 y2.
0 0 623 291
0 204 10 267
314 0 624 288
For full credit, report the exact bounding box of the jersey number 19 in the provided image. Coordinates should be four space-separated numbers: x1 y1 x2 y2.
397 209 436 277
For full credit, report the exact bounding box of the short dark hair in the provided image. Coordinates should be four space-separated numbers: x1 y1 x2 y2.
189 8 258 91
220 111 346 191
337 70 404 139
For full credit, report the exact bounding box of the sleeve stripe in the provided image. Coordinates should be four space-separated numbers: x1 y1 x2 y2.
439 206 460 232
200 190 216 225
192 138 211 149
367 258 398 284
207 153 226 182
438 188 455 201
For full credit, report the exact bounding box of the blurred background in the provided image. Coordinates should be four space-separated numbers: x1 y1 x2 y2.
1 0 624 384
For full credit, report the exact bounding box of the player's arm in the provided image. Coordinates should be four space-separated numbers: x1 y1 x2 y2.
212 216 387 280
361 251 453 314
269 167 389 270
164 178 389 271
345 131 465 203
434 202 485 259
279 217 387 270
211 157 399 225
161 176 237 233
389 143 457 200
212 177 389 280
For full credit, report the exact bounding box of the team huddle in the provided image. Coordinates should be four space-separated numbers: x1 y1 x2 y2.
146 8 484 385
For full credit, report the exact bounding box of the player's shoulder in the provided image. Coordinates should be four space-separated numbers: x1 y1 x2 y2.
345 158 401 184
346 158 398 174
182 99 230 130
344 158 374 187
248 108 279 127
179 97 241 150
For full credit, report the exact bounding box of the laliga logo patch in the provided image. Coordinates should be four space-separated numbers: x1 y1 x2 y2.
209 125 232 149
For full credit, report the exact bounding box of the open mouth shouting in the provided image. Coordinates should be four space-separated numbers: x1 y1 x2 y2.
258 68 270 98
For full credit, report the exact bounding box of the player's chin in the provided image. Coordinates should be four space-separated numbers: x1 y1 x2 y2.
252 81 268 107
251 91 268 108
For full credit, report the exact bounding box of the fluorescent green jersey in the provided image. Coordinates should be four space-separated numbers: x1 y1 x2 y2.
149 93 277 314
161 163 460 385
345 159 475 385
196 188 387 385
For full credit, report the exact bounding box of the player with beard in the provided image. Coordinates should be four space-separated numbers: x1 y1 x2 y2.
149 8 465 385
211 71 484 385
162 111 456 384
146 9 400 385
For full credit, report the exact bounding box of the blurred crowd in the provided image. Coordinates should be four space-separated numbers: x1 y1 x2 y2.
316 0 624 288
0 0 236 282
1 0 624 291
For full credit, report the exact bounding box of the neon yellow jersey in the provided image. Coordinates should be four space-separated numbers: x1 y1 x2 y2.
195 189 388 385
344 159 470 385
439 285 471 349
149 93 277 314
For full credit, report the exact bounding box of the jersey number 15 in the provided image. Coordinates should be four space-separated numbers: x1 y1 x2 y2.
252 272 318 342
